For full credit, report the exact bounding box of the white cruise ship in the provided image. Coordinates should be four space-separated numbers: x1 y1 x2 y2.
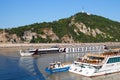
69 48 120 77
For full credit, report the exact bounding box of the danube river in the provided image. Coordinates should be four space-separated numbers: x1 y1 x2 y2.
0 45 120 80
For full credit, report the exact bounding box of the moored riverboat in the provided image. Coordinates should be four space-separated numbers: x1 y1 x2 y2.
69 48 120 77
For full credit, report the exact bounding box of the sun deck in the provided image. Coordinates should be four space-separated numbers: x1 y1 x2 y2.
76 49 120 65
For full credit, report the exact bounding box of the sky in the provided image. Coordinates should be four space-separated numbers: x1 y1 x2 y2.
0 0 120 29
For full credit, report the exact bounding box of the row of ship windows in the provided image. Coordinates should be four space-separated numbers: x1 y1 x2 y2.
67 47 104 52
107 57 120 63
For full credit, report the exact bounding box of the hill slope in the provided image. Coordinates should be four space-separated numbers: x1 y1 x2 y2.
0 12 120 43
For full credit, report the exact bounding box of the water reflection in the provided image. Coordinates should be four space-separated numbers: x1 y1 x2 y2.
0 55 45 80
19 57 45 80
1 47 120 80
0 56 20 80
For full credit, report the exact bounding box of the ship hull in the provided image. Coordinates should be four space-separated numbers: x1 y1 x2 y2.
69 63 120 77
45 66 70 74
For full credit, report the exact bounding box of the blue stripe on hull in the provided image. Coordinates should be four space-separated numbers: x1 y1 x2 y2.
45 66 70 74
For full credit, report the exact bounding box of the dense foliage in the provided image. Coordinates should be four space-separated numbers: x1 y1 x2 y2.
74 13 120 42
5 12 120 43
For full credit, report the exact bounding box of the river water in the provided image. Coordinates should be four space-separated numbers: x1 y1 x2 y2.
0 46 120 80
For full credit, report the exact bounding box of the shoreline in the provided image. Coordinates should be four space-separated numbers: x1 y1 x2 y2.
0 42 120 48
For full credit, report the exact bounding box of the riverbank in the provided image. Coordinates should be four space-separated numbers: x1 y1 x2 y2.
0 42 120 48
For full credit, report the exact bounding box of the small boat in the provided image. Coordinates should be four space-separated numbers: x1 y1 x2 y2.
45 62 70 74
69 48 120 77
20 49 38 57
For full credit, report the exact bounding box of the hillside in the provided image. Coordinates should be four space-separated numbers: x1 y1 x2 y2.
0 12 120 43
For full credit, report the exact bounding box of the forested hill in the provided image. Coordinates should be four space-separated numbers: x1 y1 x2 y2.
0 12 120 43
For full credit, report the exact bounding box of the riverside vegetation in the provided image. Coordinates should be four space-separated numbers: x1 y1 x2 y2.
0 12 120 43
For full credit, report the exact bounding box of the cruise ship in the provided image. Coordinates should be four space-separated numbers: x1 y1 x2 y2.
69 48 120 77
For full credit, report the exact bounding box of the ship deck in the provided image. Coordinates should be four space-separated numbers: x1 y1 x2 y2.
76 48 120 65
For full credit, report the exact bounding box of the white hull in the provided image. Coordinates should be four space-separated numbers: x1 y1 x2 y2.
69 57 120 77
20 50 34 57
69 48 120 77
69 64 120 77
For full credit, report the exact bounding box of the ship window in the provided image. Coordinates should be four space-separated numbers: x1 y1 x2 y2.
107 57 120 63
88 56 104 60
